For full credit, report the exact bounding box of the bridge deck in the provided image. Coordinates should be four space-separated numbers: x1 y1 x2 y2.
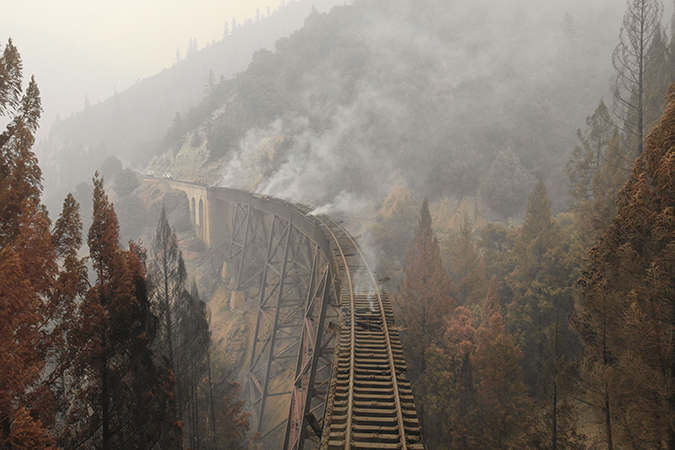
317 216 424 450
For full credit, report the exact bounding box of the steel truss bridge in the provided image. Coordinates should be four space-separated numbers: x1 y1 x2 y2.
166 180 424 450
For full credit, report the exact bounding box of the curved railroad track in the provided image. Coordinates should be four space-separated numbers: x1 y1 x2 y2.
316 215 424 450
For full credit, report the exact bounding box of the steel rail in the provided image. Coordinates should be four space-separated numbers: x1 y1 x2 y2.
331 217 408 450
313 215 357 449
320 215 408 450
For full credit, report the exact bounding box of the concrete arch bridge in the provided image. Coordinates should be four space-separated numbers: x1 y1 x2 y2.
166 179 424 450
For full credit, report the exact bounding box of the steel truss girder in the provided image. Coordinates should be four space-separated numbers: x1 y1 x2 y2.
247 215 320 443
284 250 340 450
228 204 270 292
224 194 340 450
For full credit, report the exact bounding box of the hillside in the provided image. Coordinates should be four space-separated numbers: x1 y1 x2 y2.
35 0 345 214
144 0 623 222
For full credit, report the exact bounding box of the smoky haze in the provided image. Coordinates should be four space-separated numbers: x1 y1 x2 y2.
20 0 670 227
215 0 632 218
28 0 347 215
3 0 342 139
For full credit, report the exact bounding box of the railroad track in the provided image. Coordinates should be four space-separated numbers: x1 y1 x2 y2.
316 215 424 450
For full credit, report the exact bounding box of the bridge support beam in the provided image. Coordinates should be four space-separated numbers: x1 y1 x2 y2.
284 251 339 450
229 204 269 293
246 216 315 443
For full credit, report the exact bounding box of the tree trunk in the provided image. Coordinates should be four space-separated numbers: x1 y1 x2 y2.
101 362 111 450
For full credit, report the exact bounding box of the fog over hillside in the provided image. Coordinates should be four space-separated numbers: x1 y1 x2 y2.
35 0 670 225
33 0 346 214
209 0 629 218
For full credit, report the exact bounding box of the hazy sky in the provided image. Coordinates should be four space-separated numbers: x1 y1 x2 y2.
3 0 290 135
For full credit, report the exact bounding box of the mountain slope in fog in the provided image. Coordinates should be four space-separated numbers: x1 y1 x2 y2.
35 0 344 213
149 0 623 219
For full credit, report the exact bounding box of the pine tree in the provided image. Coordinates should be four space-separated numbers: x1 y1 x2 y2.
448 214 486 308
507 180 578 398
149 208 218 448
611 0 664 157
568 101 629 247
175 283 211 449
0 39 56 449
471 279 532 449
576 85 675 449
203 353 250 450
642 24 670 132
42 194 89 438
0 246 53 449
149 207 184 409
0 39 43 248
421 306 476 449
399 199 454 382
67 174 171 449
398 198 454 433
567 101 618 207
478 222 518 307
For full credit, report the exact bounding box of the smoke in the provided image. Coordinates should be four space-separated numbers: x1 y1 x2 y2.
309 191 374 216
218 118 284 190
215 0 626 220
218 84 405 216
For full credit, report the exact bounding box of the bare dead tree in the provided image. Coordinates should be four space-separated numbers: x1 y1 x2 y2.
611 0 664 157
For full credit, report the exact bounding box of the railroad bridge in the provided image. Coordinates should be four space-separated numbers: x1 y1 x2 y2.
165 179 424 450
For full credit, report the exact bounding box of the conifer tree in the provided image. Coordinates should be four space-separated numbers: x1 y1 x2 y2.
149 207 185 397
567 101 618 207
12 199 64 431
448 214 486 308
611 0 664 157
398 198 454 432
642 24 670 131
175 283 211 448
0 39 57 449
507 180 578 398
576 85 675 448
568 101 629 246
67 174 171 449
422 306 476 449
42 194 89 437
478 222 518 306
203 353 250 450
399 199 454 382
0 245 54 449
149 209 218 448
0 39 43 248
471 279 532 449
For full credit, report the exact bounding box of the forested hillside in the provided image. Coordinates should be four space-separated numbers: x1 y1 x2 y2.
35 0 344 215
139 0 624 220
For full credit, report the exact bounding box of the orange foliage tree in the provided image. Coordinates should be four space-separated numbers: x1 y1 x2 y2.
0 38 58 449
576 85 675 448
64 174 172 449
397 198 454 434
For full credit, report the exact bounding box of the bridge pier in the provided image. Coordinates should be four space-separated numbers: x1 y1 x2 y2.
167 180 230 247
